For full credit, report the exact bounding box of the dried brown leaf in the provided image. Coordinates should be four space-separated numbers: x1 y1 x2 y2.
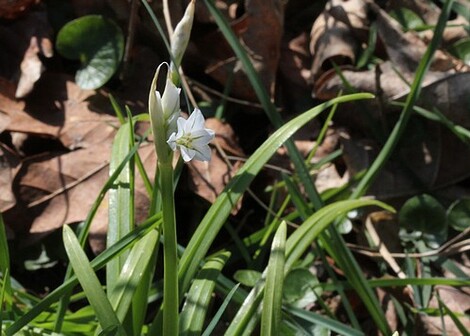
418 286 470 335
310 0 368 80
15 36 45 99
2 73 119 149
0 145 20 212
190 0 284 102
341 122 470 199
4 143 111 245
0 7 53 96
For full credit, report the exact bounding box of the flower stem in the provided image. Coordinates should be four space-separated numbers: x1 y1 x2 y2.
160 161 179 336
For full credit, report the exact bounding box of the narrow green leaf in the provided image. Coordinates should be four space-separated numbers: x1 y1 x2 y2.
0 214 11 310
261 222 286 336
5 214 160 335
437 296 470 336
107 122 135 294
201 283 240 336
63 225 125 335
226 199 391 335
178 93 373 300
109 229 159 322
286 200 393 269
180 251 231 336
0 268 9 331
286 305 364 336
351 0 455 198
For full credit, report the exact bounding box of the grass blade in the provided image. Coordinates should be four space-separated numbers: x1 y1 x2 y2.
351 0 455 198
180 251 231 336
107 121 135 294
226 199 392 335
0 214 11 314
286 305 364 336
202 283 240 336
437 296 470 336
5 214 161 335
63 225 125 335
108 229 159 322
202 0 322 207
178 93 373 299
261 221 286 336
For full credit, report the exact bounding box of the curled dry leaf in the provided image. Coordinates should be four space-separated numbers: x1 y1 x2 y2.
15 36 46 99
313 1 468 97
188 118 244 214
310 0 368 80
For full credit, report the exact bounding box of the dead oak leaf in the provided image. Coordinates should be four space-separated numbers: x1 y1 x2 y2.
1 73 119 150
4 142 112 247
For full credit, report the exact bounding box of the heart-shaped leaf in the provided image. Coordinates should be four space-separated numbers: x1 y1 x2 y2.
283 268 321 308
56 15 124 89
398 194 447 249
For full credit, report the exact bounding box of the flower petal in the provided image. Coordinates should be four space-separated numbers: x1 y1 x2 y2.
176 117 187 137
191 129 214 146
193 144 212 161
184 109 205 133
180 146 196 162
167 132 177 151
161 79 181 118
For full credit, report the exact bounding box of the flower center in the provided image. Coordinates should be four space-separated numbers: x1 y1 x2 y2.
176 134 193 149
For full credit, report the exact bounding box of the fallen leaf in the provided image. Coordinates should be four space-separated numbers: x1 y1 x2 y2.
371 2 458 74
15 36 46 98
0 145 20 212
4 143 111 246
188 0 284 103
0 7 53 97
2 73 119 150
340 120 470 199
309 0 368 80
418 286 470 335
278 32 315 113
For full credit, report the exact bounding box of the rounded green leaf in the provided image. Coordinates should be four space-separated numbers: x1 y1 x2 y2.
447 199 470 231
56 15 124 89
283 268 321 308
398 194 447 248
233 270 261 287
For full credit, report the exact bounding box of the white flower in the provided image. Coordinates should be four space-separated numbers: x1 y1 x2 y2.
167 109 215 162
154 77 181 137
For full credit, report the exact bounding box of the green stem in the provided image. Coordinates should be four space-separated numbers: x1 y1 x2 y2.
160 161 179 336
